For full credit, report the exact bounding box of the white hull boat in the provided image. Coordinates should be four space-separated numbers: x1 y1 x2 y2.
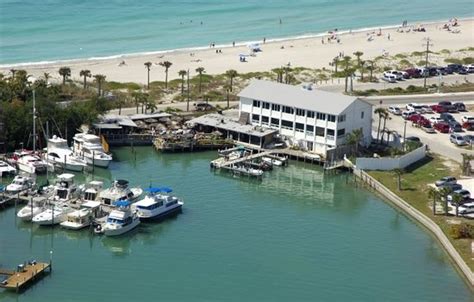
17 197 47 221
262 157 283 166
60 200 101 230
102 200 140 236
32 204 73 226
6 175 34 194
134 187 183 221
47 136 87 172
0 160 16 177
73 133 112 168
17 155 47 174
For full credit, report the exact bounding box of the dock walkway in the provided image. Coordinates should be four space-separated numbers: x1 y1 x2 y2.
0 262 51 292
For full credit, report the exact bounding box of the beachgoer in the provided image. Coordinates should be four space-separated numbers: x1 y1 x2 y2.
337 38 340 44
321 38 324 44
232 41 235 47
263 37 266 44
388 33 390 40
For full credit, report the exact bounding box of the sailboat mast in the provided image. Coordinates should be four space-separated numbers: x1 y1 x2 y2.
33 89 36 152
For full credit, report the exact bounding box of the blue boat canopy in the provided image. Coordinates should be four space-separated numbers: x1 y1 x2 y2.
145 187 162 193
160 187 173 193
114 200 131 207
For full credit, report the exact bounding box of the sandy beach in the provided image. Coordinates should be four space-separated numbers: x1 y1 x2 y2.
2 19 473 84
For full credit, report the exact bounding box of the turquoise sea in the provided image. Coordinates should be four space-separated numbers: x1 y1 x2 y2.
0 148 472 301
0 0 472 65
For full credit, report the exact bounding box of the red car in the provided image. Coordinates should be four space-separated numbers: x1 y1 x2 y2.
434 122 450 133
417 118 431 127
462 121 474 130
431 104 448 113
408 114 424 123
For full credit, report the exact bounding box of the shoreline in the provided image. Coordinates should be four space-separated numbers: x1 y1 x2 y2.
1 17 473 84
1 17 472 68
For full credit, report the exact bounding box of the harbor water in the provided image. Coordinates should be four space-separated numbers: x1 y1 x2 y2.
0 147 472 301
1 0 472 64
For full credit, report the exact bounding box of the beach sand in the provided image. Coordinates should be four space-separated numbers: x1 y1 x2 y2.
2 19 473 84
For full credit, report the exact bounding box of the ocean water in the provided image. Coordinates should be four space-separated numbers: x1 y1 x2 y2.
0 0 472 65
0 148 472 301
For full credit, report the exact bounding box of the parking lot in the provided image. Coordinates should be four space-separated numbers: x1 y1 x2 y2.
377 101 474 162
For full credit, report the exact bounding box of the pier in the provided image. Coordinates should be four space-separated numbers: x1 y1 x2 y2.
0 261 51 292
0 191 30 209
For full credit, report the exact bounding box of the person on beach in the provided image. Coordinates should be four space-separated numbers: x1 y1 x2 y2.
387 33 390 40
321 38 324 44
232 41 235 47
263 37 266 44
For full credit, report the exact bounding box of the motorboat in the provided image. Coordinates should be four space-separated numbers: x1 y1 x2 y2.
46 136 87 172
50 173 80 203
232 165 264 177
133 187 183 221
17 196 48 221
0 160 16 177
102 200 140 236
60 201 102 230
81 180 104 202
98 179 143 206
262 156 283 167
72 133 112 168
6 175 34 193
32 203 73 225
16 154 47 174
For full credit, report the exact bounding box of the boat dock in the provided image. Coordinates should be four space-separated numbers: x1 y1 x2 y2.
0 191 30 209
0 261 51 292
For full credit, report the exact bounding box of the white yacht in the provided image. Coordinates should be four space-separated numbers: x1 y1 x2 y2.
72 133 112 168
262 157 283 167
6 175 34 193
16 154 47 174
0 160 16 177
32 203 73 225
17 196 48 221
102 201 140 236
50 173 80 203
133 187 183 221
98 180 143 206
232 165 264 177
60 201 101 230
82 180 104 202
46 136 87 172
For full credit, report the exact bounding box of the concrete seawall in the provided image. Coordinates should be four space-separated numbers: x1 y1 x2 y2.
353 167 474 288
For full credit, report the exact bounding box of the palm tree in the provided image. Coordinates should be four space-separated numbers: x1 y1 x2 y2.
178 70 187 95
79 70 91 89
461 153 474 176
393 168 403 191
58 67 71 85
346 128 363 155
93 74 106 96
359 60 366 81
195 67 205 93
283 67 293 84
146 99 157 113
428 187 440 215
272 68 284 83
10 69 17 78
341 56 352 92
353 51 364 67
225 69 238 92
439 187 453 215
451 192 464 217
159 61 173 89
366 60 375 82
374 107 387 143
43 72 51 83
144 62 152 89
379 111 391 144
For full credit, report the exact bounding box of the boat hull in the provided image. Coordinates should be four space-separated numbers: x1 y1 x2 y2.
17 207 44 221
138 204 183 221
60 221 90 230
103 219 140 236
84 156 111 168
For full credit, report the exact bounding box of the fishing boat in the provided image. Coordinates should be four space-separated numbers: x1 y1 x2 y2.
60 201 102 230
17 196 48 221
232 165 264 177
261 156 283 166
46 136 87 172
98 179 143 206
32 203 73 225
6 175 34 193
50 173 80 203
133 187 183 221
102 200 140 236
81 180 104 202
0 160 16 177
72 133 112 168
16 154 47 174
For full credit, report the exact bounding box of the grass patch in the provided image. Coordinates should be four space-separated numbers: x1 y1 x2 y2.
368 155 473 270
445 58 463 64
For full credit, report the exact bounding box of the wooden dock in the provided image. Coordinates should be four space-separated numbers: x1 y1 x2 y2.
0 262 51 292
0 191 30 210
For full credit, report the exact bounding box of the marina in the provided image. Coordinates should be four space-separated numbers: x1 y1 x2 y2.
0 261 51 292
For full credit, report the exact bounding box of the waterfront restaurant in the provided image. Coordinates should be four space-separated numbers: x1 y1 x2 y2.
238 80 373 155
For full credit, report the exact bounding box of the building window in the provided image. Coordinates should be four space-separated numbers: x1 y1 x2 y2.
261 116 269 124
252 114 260 122
328 115 336 122
295 123 304 132
361 111 365 119
296 108 305 116
281 120 293 130
262 102 270 109
283 106 294 114
317 112 326 120
253 100 261 107
271 118 279 127
306 125 314 135
271 104 281 111
337 129 345 137
307 111 315 118
315 127 325 137
338 114 346 122
327 129 335 140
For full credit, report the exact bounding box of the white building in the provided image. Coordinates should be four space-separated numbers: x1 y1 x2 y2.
238 80 372 155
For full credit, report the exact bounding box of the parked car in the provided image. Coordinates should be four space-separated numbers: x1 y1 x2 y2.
402 110 416 120
406 103 424 112
457 202 474 215
194 102 214 111
421 123 436 133
436 67 449 75
447 189 471 202
440 183 463 191
434 122 450 133
465 64 474 73
448 121 463 133
404 68 422 78
429 116 444 124
453 102 466 111
440 113 455 123
430 104 448 113
427 67 439 76
439 101 457 112
385 70 404 80
420 105 433 114
382 74 397 83
405 136 421 143
461 116 474 130
464 135 474 144
388 106 402 115
408 114 424 123
461 116 474 123
450 133 467 145
457 67 468 75
435 176 457 187
447 64 464 73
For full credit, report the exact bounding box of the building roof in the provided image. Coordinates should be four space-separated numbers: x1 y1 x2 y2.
238 79 361 115
129 112 172 121
188 113 278 138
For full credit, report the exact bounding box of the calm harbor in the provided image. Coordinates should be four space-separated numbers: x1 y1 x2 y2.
0 147 471 301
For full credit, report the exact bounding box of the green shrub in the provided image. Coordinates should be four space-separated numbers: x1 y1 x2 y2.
444 58 463 64
439 49 451 54
450 223 474 239
394 53 407 59
462 57 474 65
